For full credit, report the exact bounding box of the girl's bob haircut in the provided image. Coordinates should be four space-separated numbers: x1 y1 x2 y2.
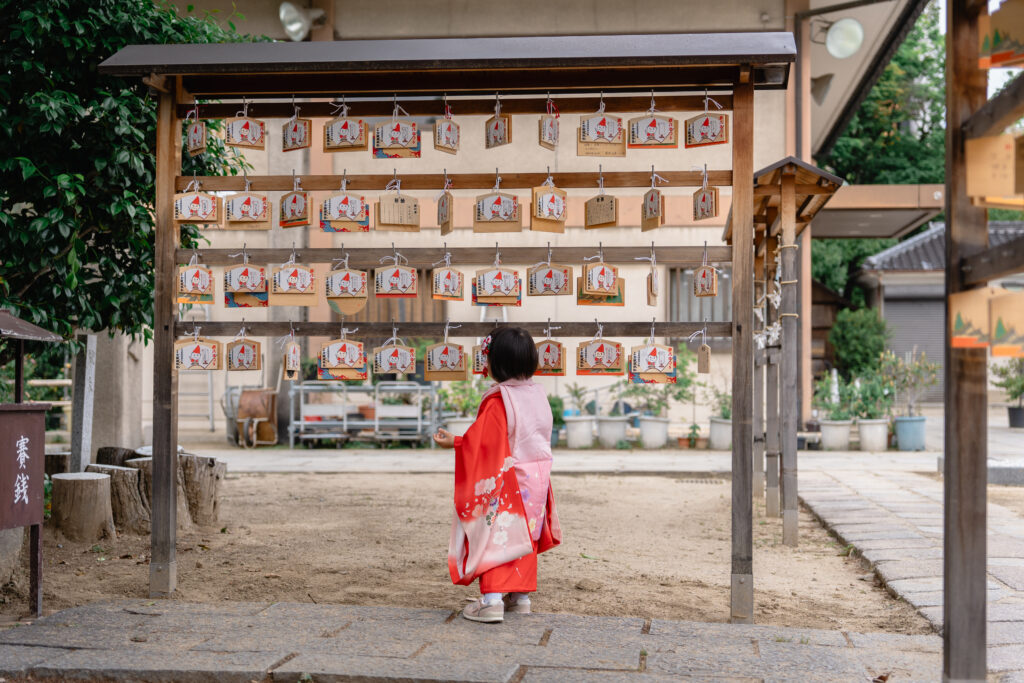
486 326 538 382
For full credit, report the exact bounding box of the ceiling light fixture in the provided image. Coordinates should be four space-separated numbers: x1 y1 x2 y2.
279 2 326 42
810 17 865 59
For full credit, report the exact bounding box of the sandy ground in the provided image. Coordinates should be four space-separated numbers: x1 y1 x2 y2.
989 484 1024 517
2 473 932 633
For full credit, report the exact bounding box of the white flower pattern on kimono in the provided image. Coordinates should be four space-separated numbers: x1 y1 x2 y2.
492 529 508 546
494 510 517 529
500 456 515 473
474 477 496 495
470 504 485 518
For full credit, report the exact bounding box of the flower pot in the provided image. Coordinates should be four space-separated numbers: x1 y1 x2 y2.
1009 406 1024 429
857 418 889 452
893 416 927 451
445 416 475 437
550 428 562 448
358 405 376 420
819 420 852 450
709 417 731 450
637 416 670 449
677 437 692 449
564 416 595 449
596 416 629 448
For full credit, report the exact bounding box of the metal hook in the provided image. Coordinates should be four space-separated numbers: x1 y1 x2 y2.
546 241 553 265
340 169 348 192
242 166 251 193
594 318 603 340
597 164 605 195
543 318 561 339
649 318 657 345
292 169 301 193
494 242 501 268
443 318 461 344
493 167 501 192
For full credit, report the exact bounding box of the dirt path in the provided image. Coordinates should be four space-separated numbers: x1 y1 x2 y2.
2 473 931 633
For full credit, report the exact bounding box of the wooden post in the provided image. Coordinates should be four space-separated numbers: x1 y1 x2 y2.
150 82 181 598
780 172 799 547
753 263 765 505
764 234 780 517
730 77 755 624
944 1 989 679
70 333 96 472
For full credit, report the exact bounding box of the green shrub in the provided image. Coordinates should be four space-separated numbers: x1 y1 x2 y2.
813 373 853 421
992 358 1024 408
438 379 486 417
851 374 894 420
829 308 888 378
548 395 565 429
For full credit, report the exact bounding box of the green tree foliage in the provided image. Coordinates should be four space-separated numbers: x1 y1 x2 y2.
0 1 258 357
991 358 1024 407
829 308 889 379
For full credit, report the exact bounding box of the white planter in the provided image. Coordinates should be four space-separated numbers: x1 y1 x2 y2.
445 416 475 437
377 404 420 419
596 416 629 448
638 416 670 449
709 417 731 450
857 418 889 452
564 416 595 449
820 420 853 450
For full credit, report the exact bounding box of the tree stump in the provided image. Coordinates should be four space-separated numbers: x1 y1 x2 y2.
179 454 226 527
86 464 150 534
50 473 115 542
96 446 140 469
45 452 71 477
125 456 192 531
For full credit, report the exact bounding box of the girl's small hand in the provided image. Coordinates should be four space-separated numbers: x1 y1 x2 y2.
433 428 456 449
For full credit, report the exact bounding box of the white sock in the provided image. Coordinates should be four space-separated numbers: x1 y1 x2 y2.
482 592 503 605
508 592 531 604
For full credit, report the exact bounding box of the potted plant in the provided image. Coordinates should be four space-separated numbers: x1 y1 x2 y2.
813 371 853 450
548 395 565 447
596 383 630 448
563 382 595 448
881 350 938 451
992 358 1024 428
437 379 485 436
706 384 732 450
679 422 702 449
851 374 893 452
618 382 669 448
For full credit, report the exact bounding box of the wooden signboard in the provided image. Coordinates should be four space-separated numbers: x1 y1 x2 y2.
324 268 368 315
536 339 565 376
538 114 559 150
628 114 679 148
432 267 464 301
174 338 222 371
577 114 626 156
531 186 567 233
319 339 367 381
630 343 677 384
576 339 625 376
226 339 261 371
280 191 310 229
485 114 511 148
224 265 268 308
979 1 1024 68
694 265 718 297
685 112 729 148
646 270 658 307
185 120 206 157
965 134 1024 205
697 344 711 374
270 265 317 306
527 264 573 296
950 286 1003 348
473 193 522 232
471 345 488 375
373 120 420 158
321 193 370 232
324 117 367 152
0 406 46 531
576 277 625 306
991 291 1024 357
282 341 301 381
474 267 521 305
225 116 266 149
424 342 467 381
584 194 618 229
437 191 454 236
177 265 214 305
692 186 720 221
173 192 219 224
224 192 272 229
282 118 312 152
374 266 417 298
373 345 416 376
375 195 420 231
434 119 460 154
641 189 666 232
582 263 618 296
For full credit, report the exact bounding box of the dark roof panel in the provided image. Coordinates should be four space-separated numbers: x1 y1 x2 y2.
0 311 62 342
862 222 1024 271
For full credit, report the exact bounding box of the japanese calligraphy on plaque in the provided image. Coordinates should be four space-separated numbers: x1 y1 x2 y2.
0 406 45 530
324 117 367 152
536 339 565 376
424 342 467 381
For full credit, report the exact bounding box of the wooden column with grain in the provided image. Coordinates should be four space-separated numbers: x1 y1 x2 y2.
753 254 766 504
764 234 781 518
944 1 989 679
779 172 799 547
151 81 182 597
730 76 755 624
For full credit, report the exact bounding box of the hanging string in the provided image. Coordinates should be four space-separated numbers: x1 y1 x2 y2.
187 249 200 267
493 92 502 118
233 319 247 341
235 96 249 118
432 242 452 269
648 318 657 345
443 93 453 120
382 320 404 347
331 243 350 271
703 89 723 114
184 104 199 124
190 325 201 342
242 167 252 193
592 319 604 340
443 319 461 344
543 318 561 339
339 169 348 192
493 168 502 192
702 163 709 192
275 322 297 348
339 317 358 340
227 243 249 264
385 169 401 195
391 94 409 121
292 169 302 193
646 90 660 116
595 91 606 115
184 172 201 194
542 166 555 187
434 169 452 201
597 164 605 195
284 242 297 266
545 92 559 118
379 243 408 267
288 94 300 128
583 242 605 263
686 319 709 347
531 242 555 268
650 165 668 190
329 94 349 118
493 242 501 268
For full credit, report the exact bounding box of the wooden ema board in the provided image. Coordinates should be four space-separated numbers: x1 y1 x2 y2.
582 262 618 296
432 267 464 301
474 267 521 304
685 112 729 148
693 186 720 221
424 342 467 380
372 345 416 375
697 343 711 373
531 186 567 233
373 120 420 157
375 195 420 231
647 270 658 306
174 338 222 371
224 265 267 308
224 117 265 149
629 343 676 383
324 268 368 315
280 191 310 228
224 192 271 229
226 338 261 371
471 345 487 375
950 286 1003 347
538 115 558 150
173 192 219 224
979 2 1024 68
374 265 417 298
991 291 1024 357
282 118 312 152
319 339 367 380
627 115 678 149
185 120 205 157
485 114 511 148
576 277 624 306
321 193 370 232
270 265 317 306
526 264 573 296
437 191 454 235
577 114 625 156
177 265 213 305
282 341 301 381
965 134 1024 202
576 338 624 375
536 339 565 376
641 189 666 232
584 194 618 229
433 119 460 154
473 192 522 232
694 265 718 297
324 117 367 152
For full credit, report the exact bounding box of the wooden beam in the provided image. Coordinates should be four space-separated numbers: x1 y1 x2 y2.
752 183 836 196
764 233 780 518
945 2 990 679
962 234 1024 285
177 171 733 192
963 70 1024 139
779 172 799 548
730 78 754 625
175 246 732 267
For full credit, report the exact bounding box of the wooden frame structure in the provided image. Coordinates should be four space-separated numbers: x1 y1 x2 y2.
100 33 795 622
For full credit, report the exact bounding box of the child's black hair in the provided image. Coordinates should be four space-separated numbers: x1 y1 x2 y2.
486 326 538 382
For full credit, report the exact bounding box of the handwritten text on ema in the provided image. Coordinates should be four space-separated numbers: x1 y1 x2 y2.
13 434 29 505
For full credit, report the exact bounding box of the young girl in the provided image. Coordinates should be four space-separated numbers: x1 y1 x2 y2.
433 326 561 623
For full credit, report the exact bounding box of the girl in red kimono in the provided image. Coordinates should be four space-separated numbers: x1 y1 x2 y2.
434 326 561 623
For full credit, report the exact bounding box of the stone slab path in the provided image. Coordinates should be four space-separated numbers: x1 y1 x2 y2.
801 470 1024 681
0 599 941 682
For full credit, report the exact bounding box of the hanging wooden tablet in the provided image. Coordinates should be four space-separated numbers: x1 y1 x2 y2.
432 267 464 301
692 186 719 221
373 120 421 158
628 114 679 149
225 117 266 149
697 344 711 374
991 291 1024 357
375 195 421 231
282 341 302 381
685 112 729 148
270 265 318 306
177 264 214 305
536 339 565 376
475 267 521 304
174 337 222 371
576 339 625 376
471 282 522 307
185 120 206 157
641 189 666 232
630 343 676 384
373 345 416 376
424 342 467 381
582 263 618 296
585 194 618 229
437 190 454 236
471 345 488 375
324 268 368 315
539 115 559 151
324 117 367 152
694 265 718 297
577 114 626 157
321 193 370 232
646 270 658 307
576 277 625 306
227 338 262 371
224 265 268 308
527 264 573 296
320 339 367 380
282 118 312 152
225 192 272 229
473 193 522 232
434 119 460 155
173 191 220 224
280 190 310 228
531 185 567 233
485 114 511 149
374 266 417 298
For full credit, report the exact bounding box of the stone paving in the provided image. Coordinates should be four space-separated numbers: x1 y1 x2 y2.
801 469 1024 681
0 599 941 682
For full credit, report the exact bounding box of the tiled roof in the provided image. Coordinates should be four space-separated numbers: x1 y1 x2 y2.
861 222 1024 271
